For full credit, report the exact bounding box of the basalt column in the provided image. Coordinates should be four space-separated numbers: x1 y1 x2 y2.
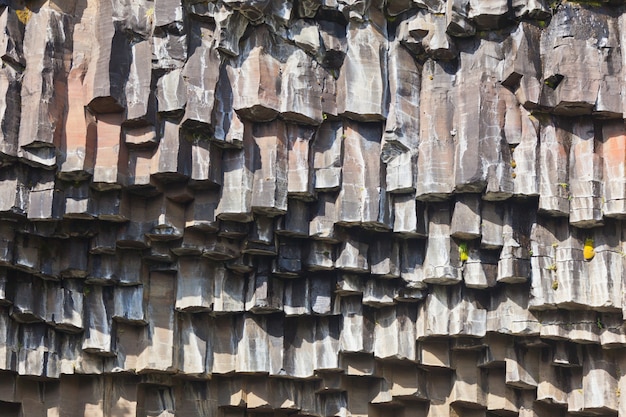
0 1 625 417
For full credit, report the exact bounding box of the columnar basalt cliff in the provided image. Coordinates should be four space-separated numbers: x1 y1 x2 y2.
0 0 625 416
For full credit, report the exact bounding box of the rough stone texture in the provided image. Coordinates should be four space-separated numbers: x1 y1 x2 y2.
0 1 625 417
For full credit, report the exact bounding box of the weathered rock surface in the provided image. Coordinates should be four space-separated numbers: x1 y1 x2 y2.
0 1 624 416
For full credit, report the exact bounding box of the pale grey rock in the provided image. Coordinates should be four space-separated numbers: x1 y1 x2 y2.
216 131 254 222
305 240 335 270
423 203 461 285
335 231 369 273
374 305 416 361
399 239 426 289
280 48 325 124
214 5 249 56
505 346 539 389
501 22 542 108
336 16 388 121
154 0 184 27
568 118 603 227
0 64 20 165
416 59 456 200
312 121 343 192
113 285 146 325
369 237 400 278
446 0 475 37
289 19 321 55
286 124 316 199
250 120 288 215
81 285 113 356
538 117 570 216
337 121 389 229
156 69 186 113
136 271 176 372
190 140 222 188
541 3 621 117
487 284 540 336
181 20 220 129
451 194 481 240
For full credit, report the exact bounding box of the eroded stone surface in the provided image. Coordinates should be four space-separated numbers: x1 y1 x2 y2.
0 1 623 416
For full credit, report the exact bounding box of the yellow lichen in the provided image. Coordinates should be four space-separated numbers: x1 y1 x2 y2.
459 242 469 262
16 8 32 25
583 238 595 261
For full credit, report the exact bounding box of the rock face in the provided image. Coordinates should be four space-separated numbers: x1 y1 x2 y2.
0 1 625 416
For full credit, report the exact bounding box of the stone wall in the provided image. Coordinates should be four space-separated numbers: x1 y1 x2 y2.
0 0 625 416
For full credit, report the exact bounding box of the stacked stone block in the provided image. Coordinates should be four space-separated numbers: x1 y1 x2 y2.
0 0 624 416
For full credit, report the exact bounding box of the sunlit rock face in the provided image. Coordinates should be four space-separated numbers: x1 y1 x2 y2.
0 1 625 416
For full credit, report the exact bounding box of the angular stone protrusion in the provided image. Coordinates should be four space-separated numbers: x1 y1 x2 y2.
309 192 340 241
185 190 219 233
113 285 146 325
451 194 481 240
250 121 288 216
398 239 426 290
416 284 486 338
454 37 514 197
312 121 343 192
370 237 400 278
181 20 220 130
245 265 283 313
423 203 461 284
305 240 335 271
216 137 254 222
568 118 603 227
383 38 420 163
337 121 389 229
136 271 177 373
335 230 369 273
190 139 222 188
338 295 374 354
337 16 388 121
488 284 540 336
600 120 626 218
511 107 540 197
93 113 126 190
416 59 456 200
280 49 325 125
45 279 83 333
151 118 192 182
286 124 316 200
156 69 186 114
274 238 303 277
497 202 533 283
284 316 340 377
447 0 475 37
236 313 283 374
541 3 621 117
501 22 542 107
175 258 222 312
374 305 416 361
505 345 540 389
213 5 248 56
17 6 70 169
83 2 129 114
82 285 114 356
468 0 511 29
276 198 310 238
580 346 620 414
451 350 487 407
